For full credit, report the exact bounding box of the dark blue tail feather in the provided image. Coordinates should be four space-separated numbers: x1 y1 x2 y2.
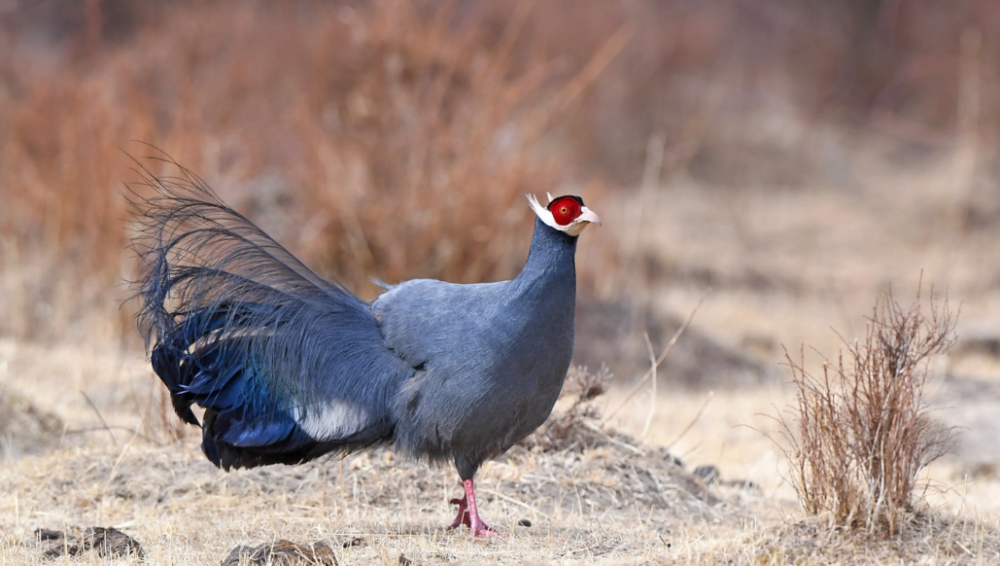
128 157 413 470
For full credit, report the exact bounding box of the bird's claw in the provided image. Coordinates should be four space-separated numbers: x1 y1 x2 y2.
470 523 507 538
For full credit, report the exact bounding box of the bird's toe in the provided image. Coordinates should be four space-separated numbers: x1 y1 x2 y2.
471 524 507 538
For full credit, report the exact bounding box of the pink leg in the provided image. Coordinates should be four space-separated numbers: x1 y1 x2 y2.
448 494 471 529
448 479 507 537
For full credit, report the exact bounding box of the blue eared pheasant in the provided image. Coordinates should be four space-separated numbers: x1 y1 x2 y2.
131 164 600 537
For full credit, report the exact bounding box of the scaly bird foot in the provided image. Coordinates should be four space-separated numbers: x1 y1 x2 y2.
448 496 472 529
451 479 508 537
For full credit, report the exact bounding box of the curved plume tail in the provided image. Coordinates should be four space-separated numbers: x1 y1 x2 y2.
128 156 412 469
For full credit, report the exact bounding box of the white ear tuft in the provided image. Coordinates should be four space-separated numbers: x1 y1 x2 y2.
527 194 545 216
527 194 558 229
546 192 555 204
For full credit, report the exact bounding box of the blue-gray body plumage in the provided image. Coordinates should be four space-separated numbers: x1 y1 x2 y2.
376 224 577 479
130 162 587 490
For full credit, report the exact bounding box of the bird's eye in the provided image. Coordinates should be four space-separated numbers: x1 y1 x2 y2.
547 196 583 226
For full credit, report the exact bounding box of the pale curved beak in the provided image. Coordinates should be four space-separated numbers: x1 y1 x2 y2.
578 207 602 226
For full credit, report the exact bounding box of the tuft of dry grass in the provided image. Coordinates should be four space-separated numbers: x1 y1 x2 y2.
778 285 958 536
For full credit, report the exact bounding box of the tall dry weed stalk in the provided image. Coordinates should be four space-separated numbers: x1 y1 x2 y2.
779 286 957 536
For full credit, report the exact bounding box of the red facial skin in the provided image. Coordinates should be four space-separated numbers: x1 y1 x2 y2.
547 196 583 226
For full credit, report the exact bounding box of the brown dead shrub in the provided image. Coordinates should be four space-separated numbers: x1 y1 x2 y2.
0 0 611 342
778 285 957 536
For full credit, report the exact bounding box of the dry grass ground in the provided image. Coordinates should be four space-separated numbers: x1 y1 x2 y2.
7 137 1000 562
5 2 1000 564
3 362 1000 565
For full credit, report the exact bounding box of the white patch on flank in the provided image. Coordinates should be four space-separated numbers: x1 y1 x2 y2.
294 399 369 439
527 194 602 237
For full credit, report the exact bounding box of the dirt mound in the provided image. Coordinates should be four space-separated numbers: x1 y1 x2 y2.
0 385 62 459
19 369 713 529
34 526 145 561
222 540 336 566
47 437 717 531
500 367 717 522
3 434 729 563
